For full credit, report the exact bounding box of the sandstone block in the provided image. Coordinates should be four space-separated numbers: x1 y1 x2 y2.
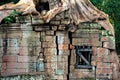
72 38 99 44
19 47 28 56
58 44 69 50
1 69 27 76
50 62 57 72
70 65 75 72
96 74 112 79
28 62 36 72
0 57 2 63
7 31 22 38
51 26 58 31
57 36 69 44
96 68 113 74
72 33 99 38
1 63 7 72
75 29 99 34
50 20 60 25
6 47 19 55
91 61 97 66
6 62 28 69
46 55 57 62
56 31 68 36
2 55 18 62
46 30 55 35
72 38 102 46
17 56 29 62
28 56 37 62
41 36 56 42
96 62 112 69
42 41 56 48
19 38 29 47
46 36 56 41
58 25 66 30
44 48 57 56
101 30 112 36
46 63 51 69
103 42 115 49
55 69 64 75
57 55 68 62
96 56 114 62
6 38 18 47
92 47 97 56
58 50 70 55
56 61 68 75
0 39 3 47
97 48 110 57
33 47 43 56
61 19 70 25
96 57 103 62
0 47 3 54
56 75 64 80
102 55 114 62
101 36 110 42
78 23 101 29
34 26 50 31
70 50 76 65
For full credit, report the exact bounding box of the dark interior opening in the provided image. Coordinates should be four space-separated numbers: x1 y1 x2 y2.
79 51 92 65
35 1 50 13
75 46 93 69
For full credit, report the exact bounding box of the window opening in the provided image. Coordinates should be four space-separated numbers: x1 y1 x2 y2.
75 46 93 69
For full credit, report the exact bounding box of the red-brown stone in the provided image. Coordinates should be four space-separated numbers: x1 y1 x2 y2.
58 44 69 50
6 62 28 69
97 48 110 57
2 55 18 62
17 56 29 62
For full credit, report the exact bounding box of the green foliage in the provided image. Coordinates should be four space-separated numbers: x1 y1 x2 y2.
3 17 13 24
3 10 18 23
0 0 19 23
0 0 19 5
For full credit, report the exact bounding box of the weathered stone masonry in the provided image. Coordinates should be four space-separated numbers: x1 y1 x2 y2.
0 13 119 80
0 0 120 79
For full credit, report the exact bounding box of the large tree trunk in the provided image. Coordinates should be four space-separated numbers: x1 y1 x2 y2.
0 0 40 22
42 0 114 35
0 0 114 35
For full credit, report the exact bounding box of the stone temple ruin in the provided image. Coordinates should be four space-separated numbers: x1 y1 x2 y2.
0 0 120 80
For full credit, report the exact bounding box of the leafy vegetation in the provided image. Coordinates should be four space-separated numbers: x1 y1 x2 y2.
0 0 19 23
2 10 18 23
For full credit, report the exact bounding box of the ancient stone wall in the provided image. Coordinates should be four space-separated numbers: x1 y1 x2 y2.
69 23 119 80
0 14 70 80
0 11 119 80
0 23 41 76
